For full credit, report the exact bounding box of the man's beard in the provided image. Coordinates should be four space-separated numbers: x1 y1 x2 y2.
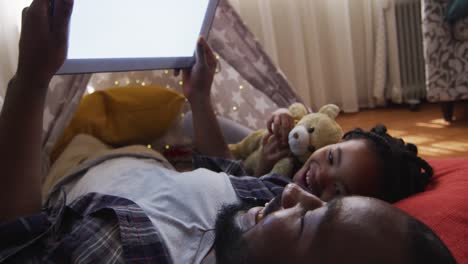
213 195 283 264
214 202 254 264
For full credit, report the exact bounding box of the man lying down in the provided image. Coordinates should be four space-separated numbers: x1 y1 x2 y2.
0 0 456 263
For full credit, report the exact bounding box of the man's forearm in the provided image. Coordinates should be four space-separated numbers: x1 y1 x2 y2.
190 98 233 159
0 75 49 220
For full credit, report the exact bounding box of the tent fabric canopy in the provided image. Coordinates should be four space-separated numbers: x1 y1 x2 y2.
209 0 300 107
40 0 302 176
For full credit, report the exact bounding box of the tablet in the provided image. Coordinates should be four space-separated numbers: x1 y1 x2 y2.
57 0 219 74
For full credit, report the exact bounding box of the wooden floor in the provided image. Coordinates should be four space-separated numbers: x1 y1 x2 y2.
336 102 468 159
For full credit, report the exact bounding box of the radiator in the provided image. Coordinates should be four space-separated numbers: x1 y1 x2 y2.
394 0 426 103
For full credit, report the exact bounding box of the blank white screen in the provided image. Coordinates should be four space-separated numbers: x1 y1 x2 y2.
68 0 210 59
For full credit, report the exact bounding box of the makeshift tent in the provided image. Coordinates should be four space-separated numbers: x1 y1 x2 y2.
40 0 302 175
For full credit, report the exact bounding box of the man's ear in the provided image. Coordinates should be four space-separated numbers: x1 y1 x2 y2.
318 104 340 120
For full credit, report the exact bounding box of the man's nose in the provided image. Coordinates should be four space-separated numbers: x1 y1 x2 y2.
281 184 325 210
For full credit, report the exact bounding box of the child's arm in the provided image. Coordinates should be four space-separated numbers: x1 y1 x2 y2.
179 38 233 159
0 0 74 221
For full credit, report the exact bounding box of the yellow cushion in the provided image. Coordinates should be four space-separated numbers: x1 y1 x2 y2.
51 85 185 162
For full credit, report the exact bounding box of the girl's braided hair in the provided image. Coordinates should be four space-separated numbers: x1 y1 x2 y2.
343 125 433 203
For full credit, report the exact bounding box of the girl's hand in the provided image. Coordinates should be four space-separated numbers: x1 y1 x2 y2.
266 112 295 147
175 37 217 105
255 133 291 177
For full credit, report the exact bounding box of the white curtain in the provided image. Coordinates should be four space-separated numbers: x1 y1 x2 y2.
0 0 31 103
229 0 398 113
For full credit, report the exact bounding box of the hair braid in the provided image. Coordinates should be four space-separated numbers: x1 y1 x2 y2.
343 125 433 203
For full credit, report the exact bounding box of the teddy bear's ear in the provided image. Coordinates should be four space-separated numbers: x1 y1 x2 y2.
319 104 340 119
288 103 308 120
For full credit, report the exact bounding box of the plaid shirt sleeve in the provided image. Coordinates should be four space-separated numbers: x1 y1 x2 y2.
0 190 172 264
193 153 293 204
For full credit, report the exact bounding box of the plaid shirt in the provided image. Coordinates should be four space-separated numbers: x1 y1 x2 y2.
0 154 291 263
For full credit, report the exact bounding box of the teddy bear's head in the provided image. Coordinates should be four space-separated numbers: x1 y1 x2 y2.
288 104 343 163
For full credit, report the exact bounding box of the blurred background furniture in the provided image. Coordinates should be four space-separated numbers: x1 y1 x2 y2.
422 0 468 121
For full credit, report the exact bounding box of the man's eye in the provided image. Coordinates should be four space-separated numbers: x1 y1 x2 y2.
328 150 334 165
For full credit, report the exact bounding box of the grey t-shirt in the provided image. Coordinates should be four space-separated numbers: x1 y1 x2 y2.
66 157 241 264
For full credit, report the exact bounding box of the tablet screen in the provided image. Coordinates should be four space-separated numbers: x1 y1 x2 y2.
58 0 217 74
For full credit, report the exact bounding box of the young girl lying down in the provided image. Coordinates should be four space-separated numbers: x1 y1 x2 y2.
253 113 433 203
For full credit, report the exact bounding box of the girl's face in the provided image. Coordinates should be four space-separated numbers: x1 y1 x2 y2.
293 139 381 201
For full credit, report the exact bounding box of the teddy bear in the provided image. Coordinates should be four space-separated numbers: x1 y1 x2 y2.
228 103 343 178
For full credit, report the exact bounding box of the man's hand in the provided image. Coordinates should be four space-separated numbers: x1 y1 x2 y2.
267 112 295 147
178 39 233 159
254 133 291 177
16 0 74 84
0 0 74 221
175 37 217 104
